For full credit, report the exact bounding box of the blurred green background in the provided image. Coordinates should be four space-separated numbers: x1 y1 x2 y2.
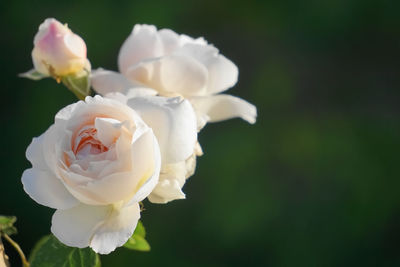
1 0 399 266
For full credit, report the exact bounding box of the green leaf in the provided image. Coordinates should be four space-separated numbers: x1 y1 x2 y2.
0 216 17 236
18 69 48 80
123 221 150 252
124 235 151 252
134 221 146 237
61 70 91 100
29 235 101 267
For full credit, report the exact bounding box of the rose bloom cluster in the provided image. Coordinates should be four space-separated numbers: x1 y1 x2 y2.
21 18 257 254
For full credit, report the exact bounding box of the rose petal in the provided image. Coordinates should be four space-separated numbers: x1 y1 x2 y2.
148 161 187 204
32 18 87 76
126 54 208 97
94 117 124 147
128 133 161 203
178 43 238 94
91 69 139 96
63 129 159 205
22 168 78 209
90 203 140 254
190 94 257 126
158 29 180 54
51 203 140 254
26 134 47 170
118 24 163 76
127 96 197 164
63 31 86 59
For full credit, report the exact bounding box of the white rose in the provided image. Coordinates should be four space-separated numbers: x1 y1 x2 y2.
21 95 161 254
32 18 87 77
91 24 257 130
105 89 198 203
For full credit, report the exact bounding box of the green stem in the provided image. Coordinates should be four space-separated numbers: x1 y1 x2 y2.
2 234 29 267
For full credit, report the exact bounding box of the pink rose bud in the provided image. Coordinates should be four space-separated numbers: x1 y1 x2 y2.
32 18 87 77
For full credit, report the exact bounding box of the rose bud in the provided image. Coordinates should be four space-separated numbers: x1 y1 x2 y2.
32 18 87 77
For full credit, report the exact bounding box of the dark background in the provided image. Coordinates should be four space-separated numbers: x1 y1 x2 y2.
1 0 400 266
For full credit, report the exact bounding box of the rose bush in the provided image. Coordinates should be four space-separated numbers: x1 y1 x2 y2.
21 95 163 254
91 24 257 130
31 18 88 77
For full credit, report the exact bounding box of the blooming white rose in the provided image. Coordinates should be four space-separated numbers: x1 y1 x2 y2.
105 90 198 203
91 24 257 130
21 95 161 254
32 18 87 77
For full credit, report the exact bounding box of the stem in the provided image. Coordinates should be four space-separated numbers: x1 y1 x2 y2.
2 234 29 267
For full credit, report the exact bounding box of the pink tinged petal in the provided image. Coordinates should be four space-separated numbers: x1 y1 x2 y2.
63 129 158 205
118 24 163 76
51 203 140 254
127 96 197 164
190 94 257 125
178 44 238 94
91 69 135 95
126 54 209 96
21 168 79 209
94 117 123 147
33 18 65 45
32 18 87 76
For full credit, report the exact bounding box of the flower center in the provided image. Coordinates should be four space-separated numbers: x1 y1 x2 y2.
73 126 108 156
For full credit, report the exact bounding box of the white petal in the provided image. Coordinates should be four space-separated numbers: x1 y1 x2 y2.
51 203 140 254
125 88 158 98
190 94 257 125
26 134 47 170
178 44 238 94
51 204 108 249
148 161 186 204
147 180 185 204
159 27 207 52
127 96 197 164
158 29 180 54
126 54 208 97
118 24 163 76
21 168 78 209
128 133 161 203
148 152 197 204
205 54 238 94
54 101 82 123
91 69 135 95
90 203 140 254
